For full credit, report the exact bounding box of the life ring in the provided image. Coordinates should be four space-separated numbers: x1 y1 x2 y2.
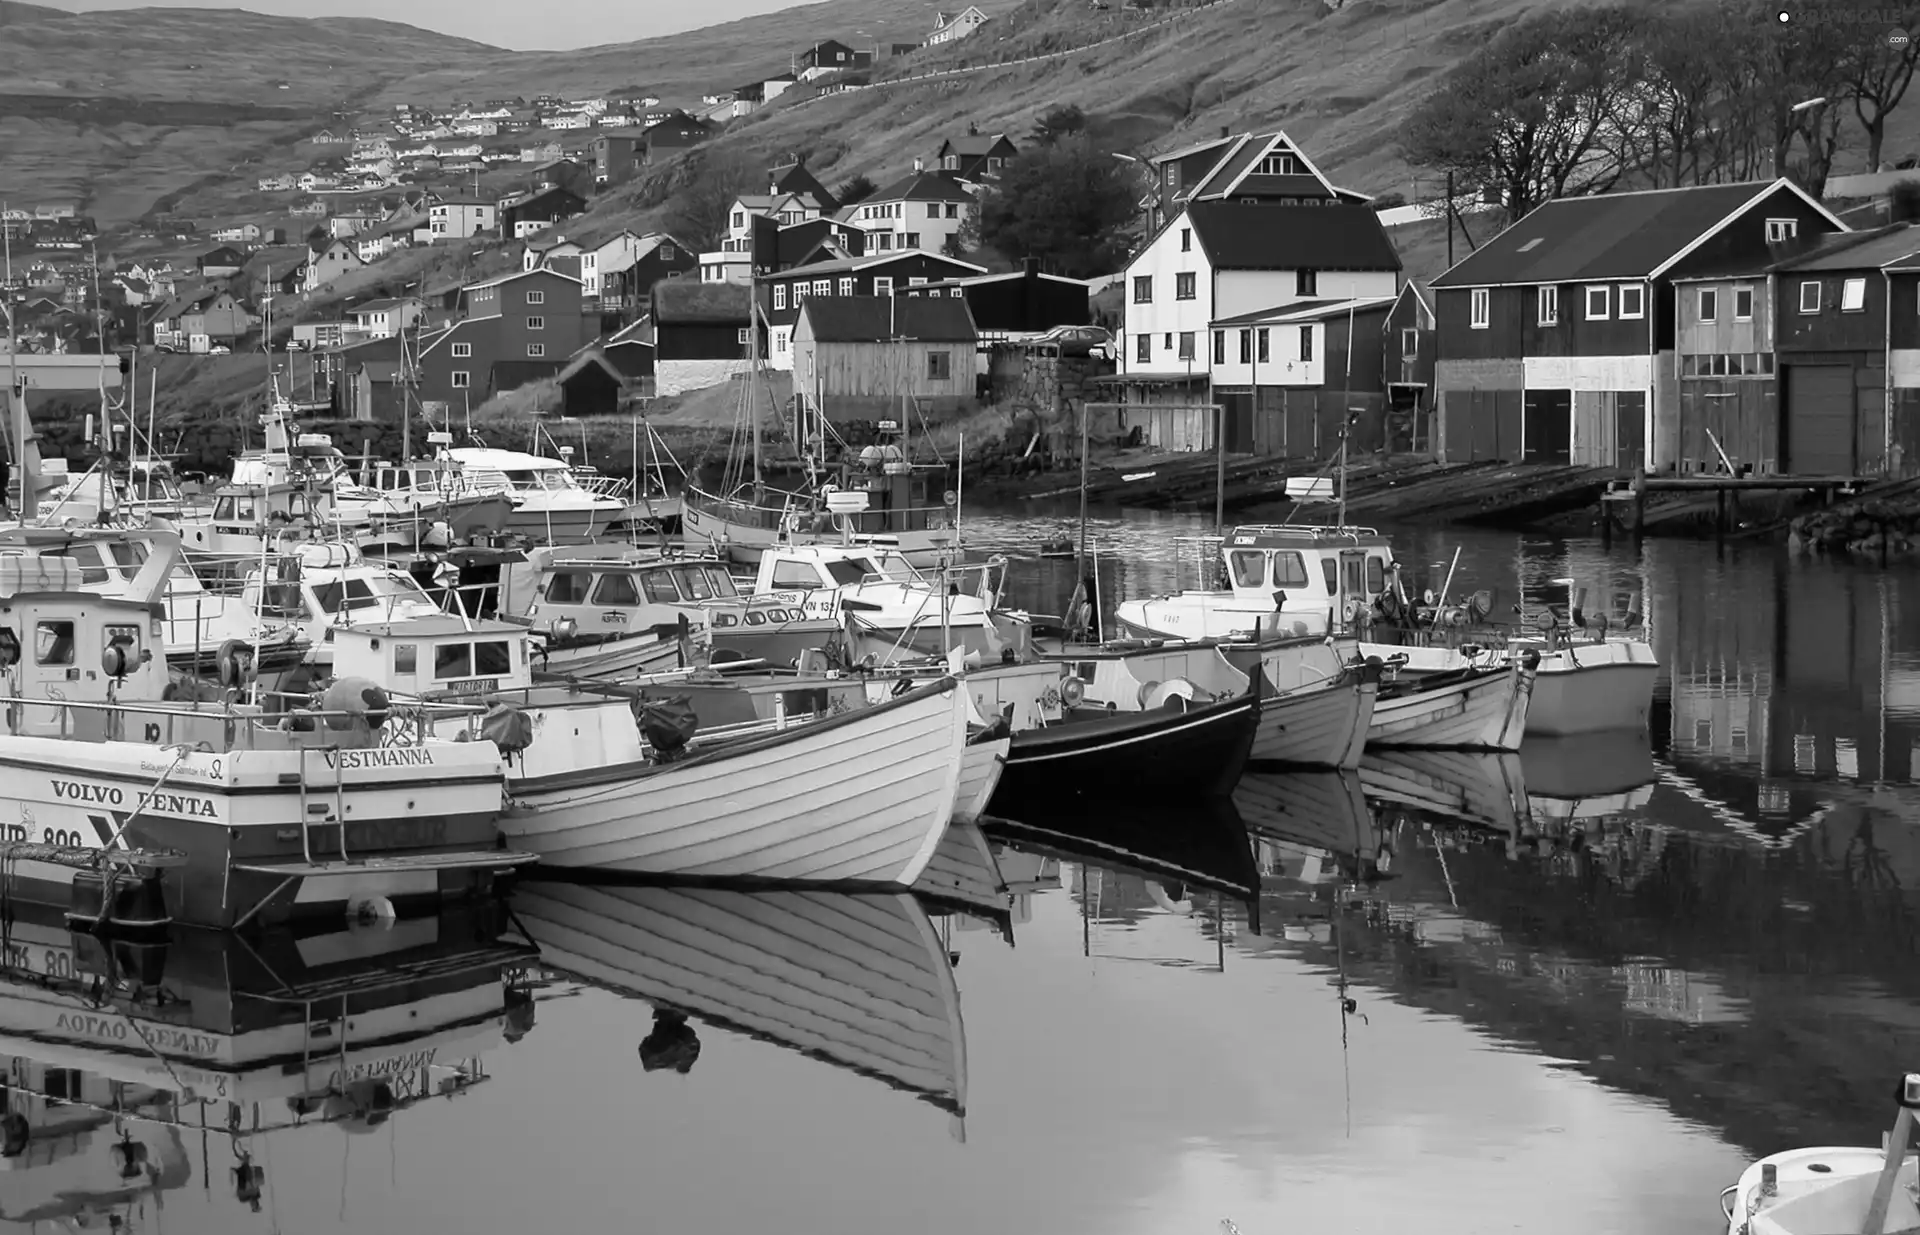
1060 676 1086 708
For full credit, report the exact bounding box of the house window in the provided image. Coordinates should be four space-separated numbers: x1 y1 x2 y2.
1698 289 1718 322
904 233 921 249
731 210 744 230
737 327 752 345
1164 165 1178 187
661 243 675 259
527 343 545 358
450 371 470 388
908 277 928 287
1256 153 1299 175
1470 288 1489 329
873 276 893 296
1734 286 1754 320
526 315 544 329
1401 327 1417 358
1800 280 1821 313
927 351 951 380
1238 329 1251 364
1766 218 1799 243
1585 285 1610 319
812 279 829 296
451 342 472 358
1132 275 1152 303
1257 328 1270 364
1299 325 1314 363
1296 270 1317 296
1180 228 1191 252
1177 331 1195 362
1842 277 1867 312
950 287 963 298
527 290 545 304
1212 330 1225 365
838 277 855 296
1135 333 1151 363
1618 284 1644 319
774 329 790 354
1537 286 1558 326
773 284 787 310
1175 272 1196 300
792 282 807 304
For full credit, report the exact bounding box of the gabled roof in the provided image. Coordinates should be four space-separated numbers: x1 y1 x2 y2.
1769 223 1920 272
1186 132 1339 203
1150 133 1238 167
608 317 654 345
773 250 986 279
913 269 1089 290
938 133 1013 158
866 171 974 205
1184 202 1401 272
524 233 582 253
1212 295 1395 327
1386 280 1433 328
797 295 976 342
465 267 583 292
556 348 642 387
1429 179 1850 288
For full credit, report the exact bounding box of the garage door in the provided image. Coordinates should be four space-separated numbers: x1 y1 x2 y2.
1785 365 1856 475
1523 389 1572 463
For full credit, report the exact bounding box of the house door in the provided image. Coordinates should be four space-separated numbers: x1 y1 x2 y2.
1785 364 1856 475
1522 389 1572 463
1615 391 1647 472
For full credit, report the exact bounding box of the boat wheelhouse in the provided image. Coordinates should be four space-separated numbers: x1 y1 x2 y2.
1114 524 1395 643
174 480 369 567
38 458 192 524
752 543 1022 661
234 540 445 667
0 555 529 930
442 447 628 543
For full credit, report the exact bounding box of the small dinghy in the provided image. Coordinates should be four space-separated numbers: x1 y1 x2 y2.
1722 1073 1920 1235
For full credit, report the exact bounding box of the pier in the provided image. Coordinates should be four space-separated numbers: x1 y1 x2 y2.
1599 474 1867 540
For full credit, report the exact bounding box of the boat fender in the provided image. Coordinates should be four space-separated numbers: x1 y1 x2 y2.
0 628 17 670
0 1113 27 1158
281 708 318 733
1357 656 1386 686
322 678 390 732
1060 676 1087 708
348 895 396 925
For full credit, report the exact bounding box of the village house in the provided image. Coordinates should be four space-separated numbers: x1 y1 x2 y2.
575 231 695 310
290 199 329 218
196 246 246 278
1115 199 1401 404
149 287 253 349
843 166 975 255
652 280 764 395
500 186 587 239
1381 280 1438 440
211 224 262 246
523 234 584 273
328 210 377 239
306 237 366 286
557 321 655 415
925 5 989 44
257 174 296 192
792 296 978 419
417 267 589 406
1429 178 1847 473
935 128 1017 181
762 250 983 367
644 114 712 163
906 260 1092 336
428 198 496 242
592 133 646 186
348 296 427 339
1136 129 1372 235
519 141 564 164
259 260 310 302
699 215 867 284
796 39 874 81
1206 295 1396 459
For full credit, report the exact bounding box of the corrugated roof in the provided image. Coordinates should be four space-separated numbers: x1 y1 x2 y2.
798 295 976 342
1770 224 1920 271
1187 202 1402 272
1429 180 1844 287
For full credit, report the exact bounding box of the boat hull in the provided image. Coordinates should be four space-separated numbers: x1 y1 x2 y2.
1358 748 1527 834
1525 648 1658 736
954 738 1008 824
497 680 967 886
682 499 956 569
991 683 1260 810
1251 678 1375 770
0 735 516 929
539 631 689 680
1369 664 1532 751
504 503 618 544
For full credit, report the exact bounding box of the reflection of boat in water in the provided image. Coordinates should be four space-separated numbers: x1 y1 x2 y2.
913 821 1011 929
512 881 971 1119
0 902 535 1228
1359 748 1528 835
1519 732 1657 822
1234 770 1375 857
984 798 1262 905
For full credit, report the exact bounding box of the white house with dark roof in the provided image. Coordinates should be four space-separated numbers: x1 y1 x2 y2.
1117 201 1402 385
1138 130 1374 234
925 5 988 44
843 167 975 255
1428 178 1848 472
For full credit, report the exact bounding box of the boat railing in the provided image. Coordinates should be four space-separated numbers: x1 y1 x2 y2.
570 471 633 501
0 692 478 748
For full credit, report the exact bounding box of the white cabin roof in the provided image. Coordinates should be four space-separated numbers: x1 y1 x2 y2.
334 616 523 640
446 448 567 471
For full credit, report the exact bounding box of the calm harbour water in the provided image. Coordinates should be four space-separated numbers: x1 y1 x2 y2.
26 509 1920 1234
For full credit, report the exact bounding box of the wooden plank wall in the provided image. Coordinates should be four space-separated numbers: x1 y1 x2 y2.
1891 389 1920 475
1676 380 1778 473
1858 365 1889 475
1438 390 1523 462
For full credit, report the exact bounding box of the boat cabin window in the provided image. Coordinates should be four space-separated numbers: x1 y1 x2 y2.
670 566 713 601
770 561 821 589
1321 559 1337 595
48 545 110 585
435 639 513 680
1342 555 1366 599
744 610 767 626
1230 550 1265 589
711 613 738 627
311 575 425 614
1272 552 1308 588
258 583 309 619
213 494 257 522
395 643 418 673
591 573 641 606
34 620 74 666
706 568 738 598
1367 557 1385 594
825 559 869 587
641 571 680 604
545 570 592 604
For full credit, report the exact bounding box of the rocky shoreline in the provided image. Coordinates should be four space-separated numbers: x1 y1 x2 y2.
1787 502 1920 557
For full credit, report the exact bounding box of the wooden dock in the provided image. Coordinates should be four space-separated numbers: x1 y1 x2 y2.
1599 473 1867 539
1333 461 1619 526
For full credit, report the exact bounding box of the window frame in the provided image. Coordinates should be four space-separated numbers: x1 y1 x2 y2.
1132 275 1152 304
1176 331 1195 362
1799 280 1821 314
1174 271 1196 301
927 350 951 380
1585 284 1611 320
526 289 545 304
525 315 544 330
1537 285 1558 326
1298 324 1314 363
450 370 470 388
1842 277 1868 312
1618 284 1645 319
450 342 472 358
772 284 787 310
1766 217 1799 244
1469 288 1489 329
1734 286 1754 321
527 343 545 358
1698 288 1717 323
1134 333 1150 364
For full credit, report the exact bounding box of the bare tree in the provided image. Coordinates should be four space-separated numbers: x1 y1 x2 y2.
1838 0 1920 170
664 149 762 252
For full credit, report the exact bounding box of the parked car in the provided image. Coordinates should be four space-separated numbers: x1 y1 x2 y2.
1037 324 1113 357
208 344 231 356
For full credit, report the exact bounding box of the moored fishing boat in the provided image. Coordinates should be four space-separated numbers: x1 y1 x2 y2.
1367 655 1535 750
0 555 531 929
513 882 971 1117
445 446 629 543
988 669 1262 812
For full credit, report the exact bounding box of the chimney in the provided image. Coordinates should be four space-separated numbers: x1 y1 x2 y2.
1220 125 1230 139
913 156 924 173
1023 256 1039 277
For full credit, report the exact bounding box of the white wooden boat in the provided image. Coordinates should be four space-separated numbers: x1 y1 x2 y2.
955 736 1008 824
1369 637 1655 736
0 555 530 929
1721 1078 1920 1235
533 624 694 679
445 447 629 542
498 677 966 883
1368 659 1534 750
747 544 1026 661
1358 749 1529 835
512 882 970 1116
913 820 1010 920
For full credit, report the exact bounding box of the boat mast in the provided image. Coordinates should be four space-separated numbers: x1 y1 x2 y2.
748 260 763 501
3 209 29 519
1338 299 1353 528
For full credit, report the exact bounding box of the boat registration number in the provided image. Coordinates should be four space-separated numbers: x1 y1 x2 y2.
448 678 492 694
